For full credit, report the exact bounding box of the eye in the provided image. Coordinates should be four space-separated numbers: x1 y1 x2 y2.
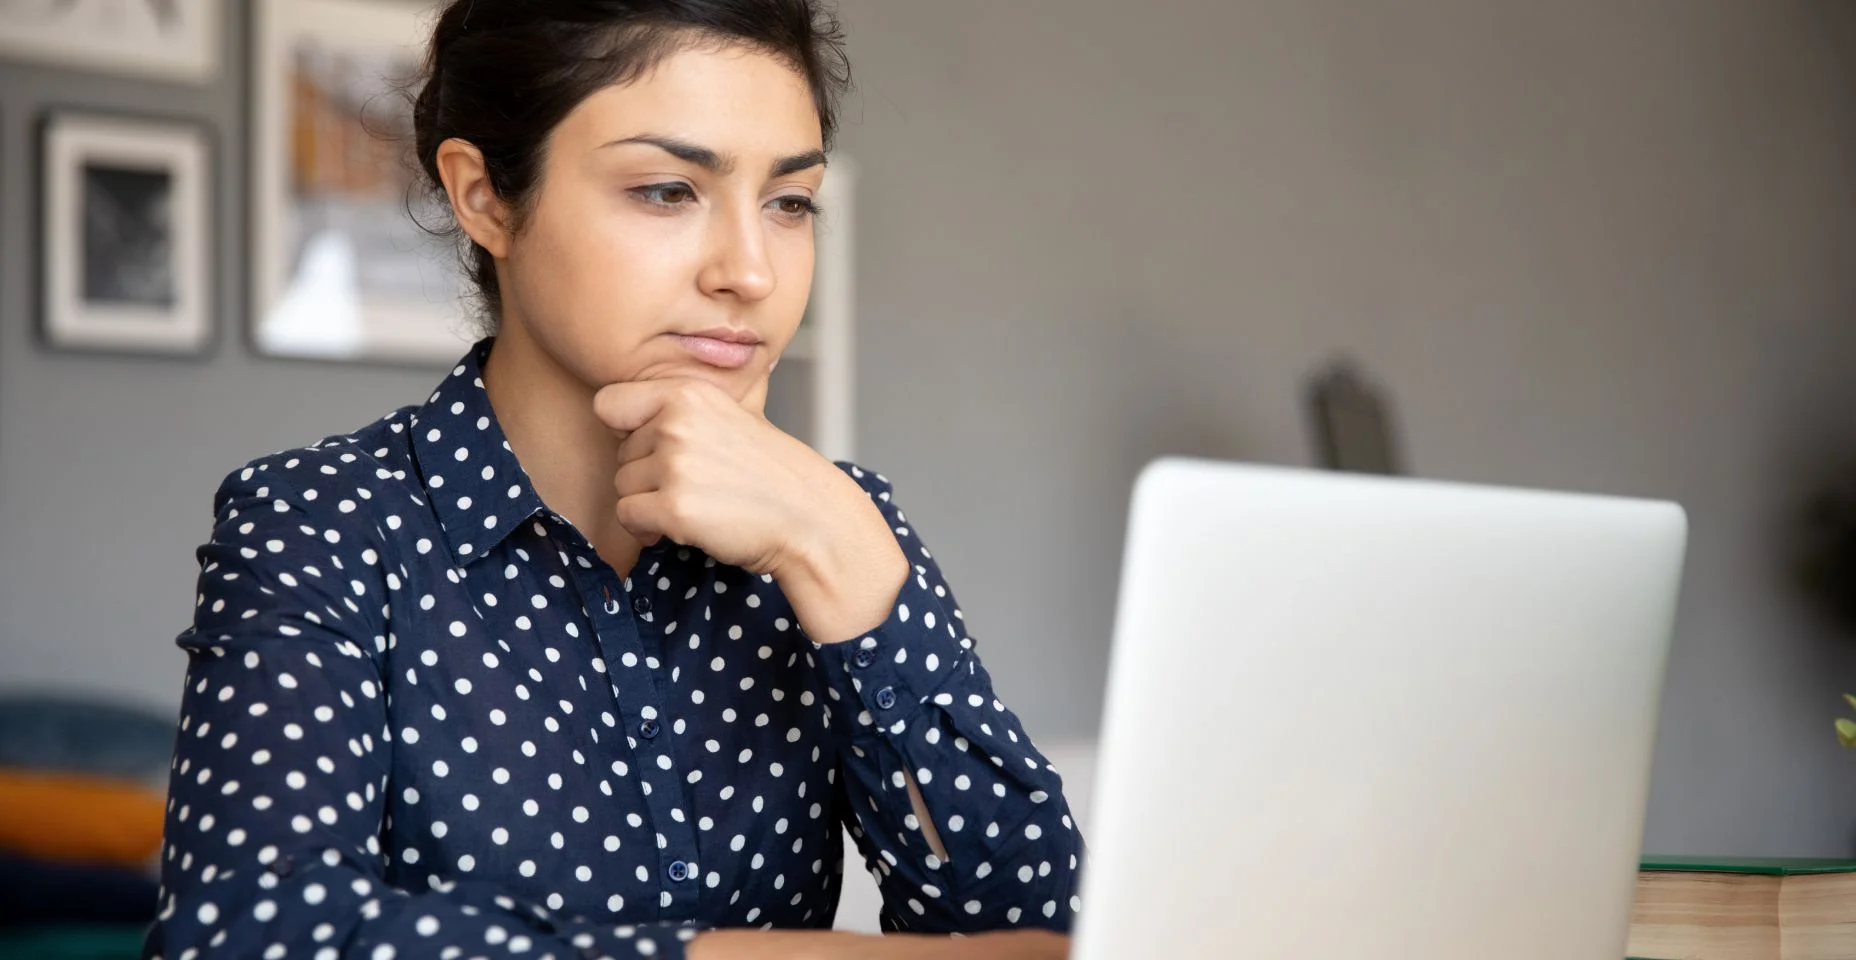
631 183 697 207
772 195 820 222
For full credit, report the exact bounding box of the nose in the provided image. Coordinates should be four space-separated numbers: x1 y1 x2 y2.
696 197 777 303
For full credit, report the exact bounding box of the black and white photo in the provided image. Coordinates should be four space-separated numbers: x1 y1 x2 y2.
41 112 211 355
81 162 177 307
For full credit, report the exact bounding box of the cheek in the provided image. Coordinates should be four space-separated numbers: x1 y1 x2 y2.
770 232 817 335
508 193 696 373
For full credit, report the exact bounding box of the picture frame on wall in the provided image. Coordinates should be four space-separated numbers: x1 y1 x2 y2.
251 0 473 367
0 0 221 84
39 110 213 356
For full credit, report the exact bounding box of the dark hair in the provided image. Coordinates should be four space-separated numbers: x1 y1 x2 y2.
410 0 851 323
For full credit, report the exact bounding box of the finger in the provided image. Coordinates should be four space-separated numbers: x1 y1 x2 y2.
593 379 690 435
614 489 677 546
614 416 665 468
612 452 665 501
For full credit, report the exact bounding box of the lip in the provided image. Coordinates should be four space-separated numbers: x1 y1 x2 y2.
671 330 760 369
683 326 763 346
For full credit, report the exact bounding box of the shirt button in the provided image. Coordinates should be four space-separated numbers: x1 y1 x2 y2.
667 860 690 883
639 719 661 740
632 595 652 616
874 686 898 711
267 855 294 878
852 647 875 669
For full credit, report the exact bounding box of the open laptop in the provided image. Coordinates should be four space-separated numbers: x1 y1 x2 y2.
1072 459 1687 960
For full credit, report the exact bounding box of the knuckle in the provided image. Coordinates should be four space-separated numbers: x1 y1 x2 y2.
656 424 690 451
660 488 694 526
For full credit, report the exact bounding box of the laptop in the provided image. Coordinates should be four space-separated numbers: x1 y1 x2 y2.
1072 459 1687 959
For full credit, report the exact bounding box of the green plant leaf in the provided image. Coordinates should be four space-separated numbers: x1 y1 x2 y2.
1837 717 1856 748
1844 693 1856 713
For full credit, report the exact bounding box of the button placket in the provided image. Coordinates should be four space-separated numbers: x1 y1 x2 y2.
569 553 703 920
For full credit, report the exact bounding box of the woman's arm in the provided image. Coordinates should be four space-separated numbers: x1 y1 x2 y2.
588 381 1086 938
798 466 1086 935
687 928 1070 960
148 462 702 960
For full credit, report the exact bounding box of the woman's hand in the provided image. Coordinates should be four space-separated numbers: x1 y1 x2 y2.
688 929 1072 960
593 377 908 643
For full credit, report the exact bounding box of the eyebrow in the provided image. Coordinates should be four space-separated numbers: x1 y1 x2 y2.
600 135 827 179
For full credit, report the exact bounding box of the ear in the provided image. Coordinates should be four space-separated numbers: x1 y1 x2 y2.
435 138 511 259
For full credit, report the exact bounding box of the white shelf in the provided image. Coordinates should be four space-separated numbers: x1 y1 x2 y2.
770 158 855 463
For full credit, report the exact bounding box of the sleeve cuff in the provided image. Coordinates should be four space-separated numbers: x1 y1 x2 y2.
810 567 972 739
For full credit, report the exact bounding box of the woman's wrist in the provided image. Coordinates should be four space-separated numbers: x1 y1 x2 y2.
773 478 909 644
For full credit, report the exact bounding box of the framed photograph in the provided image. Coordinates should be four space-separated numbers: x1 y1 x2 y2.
0 0 220 84
251 0 472 366
40 111 212 355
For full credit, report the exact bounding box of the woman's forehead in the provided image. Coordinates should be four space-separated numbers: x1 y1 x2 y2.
556 46 824 160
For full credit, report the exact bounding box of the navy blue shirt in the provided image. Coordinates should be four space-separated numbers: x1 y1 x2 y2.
144 342 1083 960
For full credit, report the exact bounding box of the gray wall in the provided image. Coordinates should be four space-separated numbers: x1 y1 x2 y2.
0 1 439 707
5 0 1856 858
831 0 1856 857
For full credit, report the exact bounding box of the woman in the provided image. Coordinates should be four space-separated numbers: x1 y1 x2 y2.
143 2 1081 958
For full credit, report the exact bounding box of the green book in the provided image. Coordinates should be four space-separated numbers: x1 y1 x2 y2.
1640 855 1856 876
0 925 147 960
1629 856 1856 960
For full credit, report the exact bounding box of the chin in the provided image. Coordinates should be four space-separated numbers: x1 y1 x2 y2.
639 362 755 395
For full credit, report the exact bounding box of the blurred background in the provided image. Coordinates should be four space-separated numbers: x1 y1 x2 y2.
7 0 1856 945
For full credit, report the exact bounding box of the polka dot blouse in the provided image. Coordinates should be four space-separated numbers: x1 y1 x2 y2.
143 341 1084 960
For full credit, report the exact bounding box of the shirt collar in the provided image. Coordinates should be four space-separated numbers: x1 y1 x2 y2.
410 338 549 566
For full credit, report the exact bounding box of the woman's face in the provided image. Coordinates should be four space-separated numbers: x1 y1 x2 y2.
495 44 826 403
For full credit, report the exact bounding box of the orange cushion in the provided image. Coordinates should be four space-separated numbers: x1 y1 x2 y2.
0 769 165 868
